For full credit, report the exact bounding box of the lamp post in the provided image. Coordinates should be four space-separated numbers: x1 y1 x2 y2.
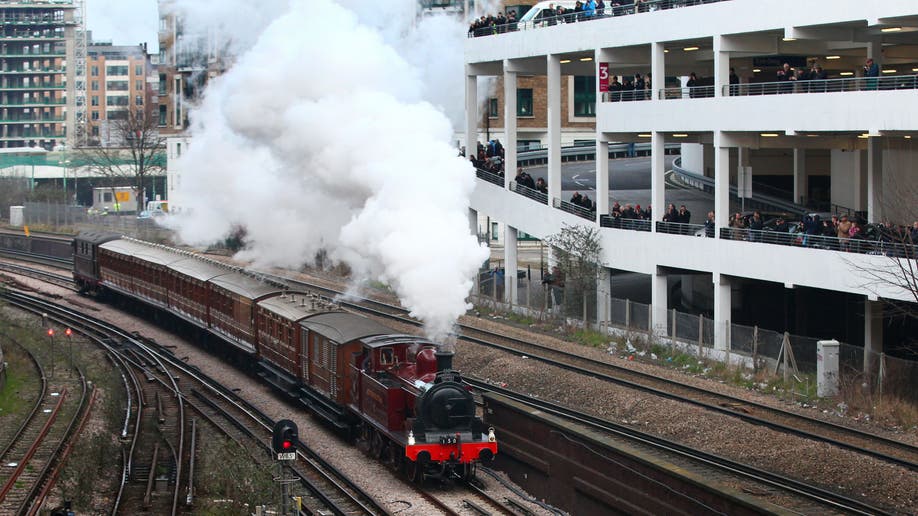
65 327 73 376
47 327 55 379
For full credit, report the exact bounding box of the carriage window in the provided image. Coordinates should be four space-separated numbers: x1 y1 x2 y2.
379 348 394 366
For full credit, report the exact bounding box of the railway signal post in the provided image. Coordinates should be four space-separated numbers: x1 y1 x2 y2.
65 328 73 376
47 328 55 378
272 419 298 515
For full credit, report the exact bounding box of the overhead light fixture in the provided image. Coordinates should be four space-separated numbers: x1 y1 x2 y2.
760 133 780 137
905 135 912 139
752 68 761 73
672 133 689 138
839 71 854 76
806 134 820 137
559 59 571 64
882 69 897 74
857 133 870 139
579 57 593 62
782 37 796 42
664 49 670 53
826 55 841 60
637 133 651 137
683 46 699 51
913 68 918 72
881 27 902 33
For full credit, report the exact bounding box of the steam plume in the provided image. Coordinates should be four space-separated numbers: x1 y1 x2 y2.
167 0 488 341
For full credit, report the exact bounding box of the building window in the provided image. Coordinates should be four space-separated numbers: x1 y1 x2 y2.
107 110 128 120
158 105 167 126
91 80 98 91
106 96 129 106
136 79 143 91
176 143 182 157
91 65 98 76
517 88 533 116
488 98 498 118
91 126 99 136
135 95 143 106
91 95 99 106
106 80 129 91
91 111 99 120
135 64 143 76
491 222 499 240
158 74 166 94
106 65 129 76
573 76 596 117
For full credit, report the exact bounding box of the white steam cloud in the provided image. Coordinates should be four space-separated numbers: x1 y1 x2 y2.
167 0 488 341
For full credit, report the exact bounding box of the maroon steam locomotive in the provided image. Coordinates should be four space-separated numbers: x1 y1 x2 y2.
72 232 497 481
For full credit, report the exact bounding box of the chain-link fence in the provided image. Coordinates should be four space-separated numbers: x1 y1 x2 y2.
470 277 917 401
15 201 172 242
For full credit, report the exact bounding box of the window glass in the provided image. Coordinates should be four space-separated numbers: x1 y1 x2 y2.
573 76 596 117
516 88 533 116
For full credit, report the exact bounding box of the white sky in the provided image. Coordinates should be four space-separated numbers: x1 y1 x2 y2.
86 0 159 52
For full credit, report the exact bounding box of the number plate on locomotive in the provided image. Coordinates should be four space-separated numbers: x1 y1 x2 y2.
439 436 458 445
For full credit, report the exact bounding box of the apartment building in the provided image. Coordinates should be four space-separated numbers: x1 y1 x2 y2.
0 0 79 150
86 41 154 146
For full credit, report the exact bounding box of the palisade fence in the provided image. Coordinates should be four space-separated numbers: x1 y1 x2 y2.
473 272 917 401
19 201 171 242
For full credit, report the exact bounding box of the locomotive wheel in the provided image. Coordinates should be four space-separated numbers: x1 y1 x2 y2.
406 456 427 484
456 462 476 481
386 445 404 472
370 431 385 460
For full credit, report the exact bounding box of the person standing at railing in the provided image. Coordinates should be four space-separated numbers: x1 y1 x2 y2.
777 63 794 94
729 212 747 240
677 204 691 224
597 0 606 17
729 68 739 96
535 177 548 194
609 75 622 101
810 64 827 92
663 203 678 222
687 72 699 98
748 211 764 242
864 58 880 90
835 214 852 250
584 0 597 19
634 73 646 100
704 211 716 238
623 76 635 101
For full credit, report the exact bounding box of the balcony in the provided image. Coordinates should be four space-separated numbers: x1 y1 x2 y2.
0 51 65 58
0 83 64 90
0 67 64 74
0 116 64 123
0 133 65 141
0 99 66 106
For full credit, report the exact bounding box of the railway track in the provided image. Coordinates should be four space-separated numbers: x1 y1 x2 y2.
257 272 918 473
475 380 890 515
0 261 78 290
0 338 93 515
1 289 390 516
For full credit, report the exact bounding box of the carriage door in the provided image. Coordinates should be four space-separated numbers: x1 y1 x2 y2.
300 328 310 382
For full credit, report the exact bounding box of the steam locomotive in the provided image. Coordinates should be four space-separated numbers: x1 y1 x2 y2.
72 232 496 481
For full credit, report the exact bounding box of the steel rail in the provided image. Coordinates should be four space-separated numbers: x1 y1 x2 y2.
473 380 890 516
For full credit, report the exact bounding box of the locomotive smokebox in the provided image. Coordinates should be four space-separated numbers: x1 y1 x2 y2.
435 351 454 371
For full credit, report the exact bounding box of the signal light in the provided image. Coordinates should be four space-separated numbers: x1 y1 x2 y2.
65 328 72 337
272 419 298 457
47 328 54 337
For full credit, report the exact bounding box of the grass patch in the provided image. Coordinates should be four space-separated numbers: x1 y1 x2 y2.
571 328 610 348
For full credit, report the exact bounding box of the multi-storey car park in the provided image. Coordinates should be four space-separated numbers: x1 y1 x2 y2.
0 0 81 150
464 1 918 372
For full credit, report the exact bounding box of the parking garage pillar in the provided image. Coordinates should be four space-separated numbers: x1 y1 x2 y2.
547 54 562 202
596 139 609 222
652 268 668 336
504 225 518 306
650 132 665 231
793 148 806 205
867 137 883 224
713 273 732 351
713 133 730 236
651 42 665 102
713 36 729 98
465 68 478 161
864 299 884 377
503 62 517 190
468 208 478 239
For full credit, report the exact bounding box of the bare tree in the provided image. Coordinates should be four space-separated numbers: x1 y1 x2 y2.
545 223 604 324
77 108 165 213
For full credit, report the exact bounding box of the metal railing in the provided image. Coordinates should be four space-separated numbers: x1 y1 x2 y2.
600 215 652 232
0 99 66 106
0 68 65 74
0 51 66 57
512 181 549 205
657 85 715 99
475 167 504 187
724 75 918 96
600 89 653 102
719 227 918 257
655 221 706 236
554 197 595 220
468 0 730 37
513 142 680 167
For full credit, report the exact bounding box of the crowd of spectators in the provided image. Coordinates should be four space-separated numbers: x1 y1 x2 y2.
606 72 653 101
470 139 505 177
469 0 713 36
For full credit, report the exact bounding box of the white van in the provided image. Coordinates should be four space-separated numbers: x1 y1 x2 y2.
517 1 579 30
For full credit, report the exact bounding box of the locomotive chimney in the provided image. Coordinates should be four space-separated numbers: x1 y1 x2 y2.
435 351 454 372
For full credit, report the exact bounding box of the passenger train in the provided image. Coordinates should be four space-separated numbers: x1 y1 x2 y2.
72 231 497 481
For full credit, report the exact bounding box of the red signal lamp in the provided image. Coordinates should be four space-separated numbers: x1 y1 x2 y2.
47 328 54 337
282 440 292 450
65 328 72 337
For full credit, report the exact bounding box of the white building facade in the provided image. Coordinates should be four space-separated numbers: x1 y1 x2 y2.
465 0 918 357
